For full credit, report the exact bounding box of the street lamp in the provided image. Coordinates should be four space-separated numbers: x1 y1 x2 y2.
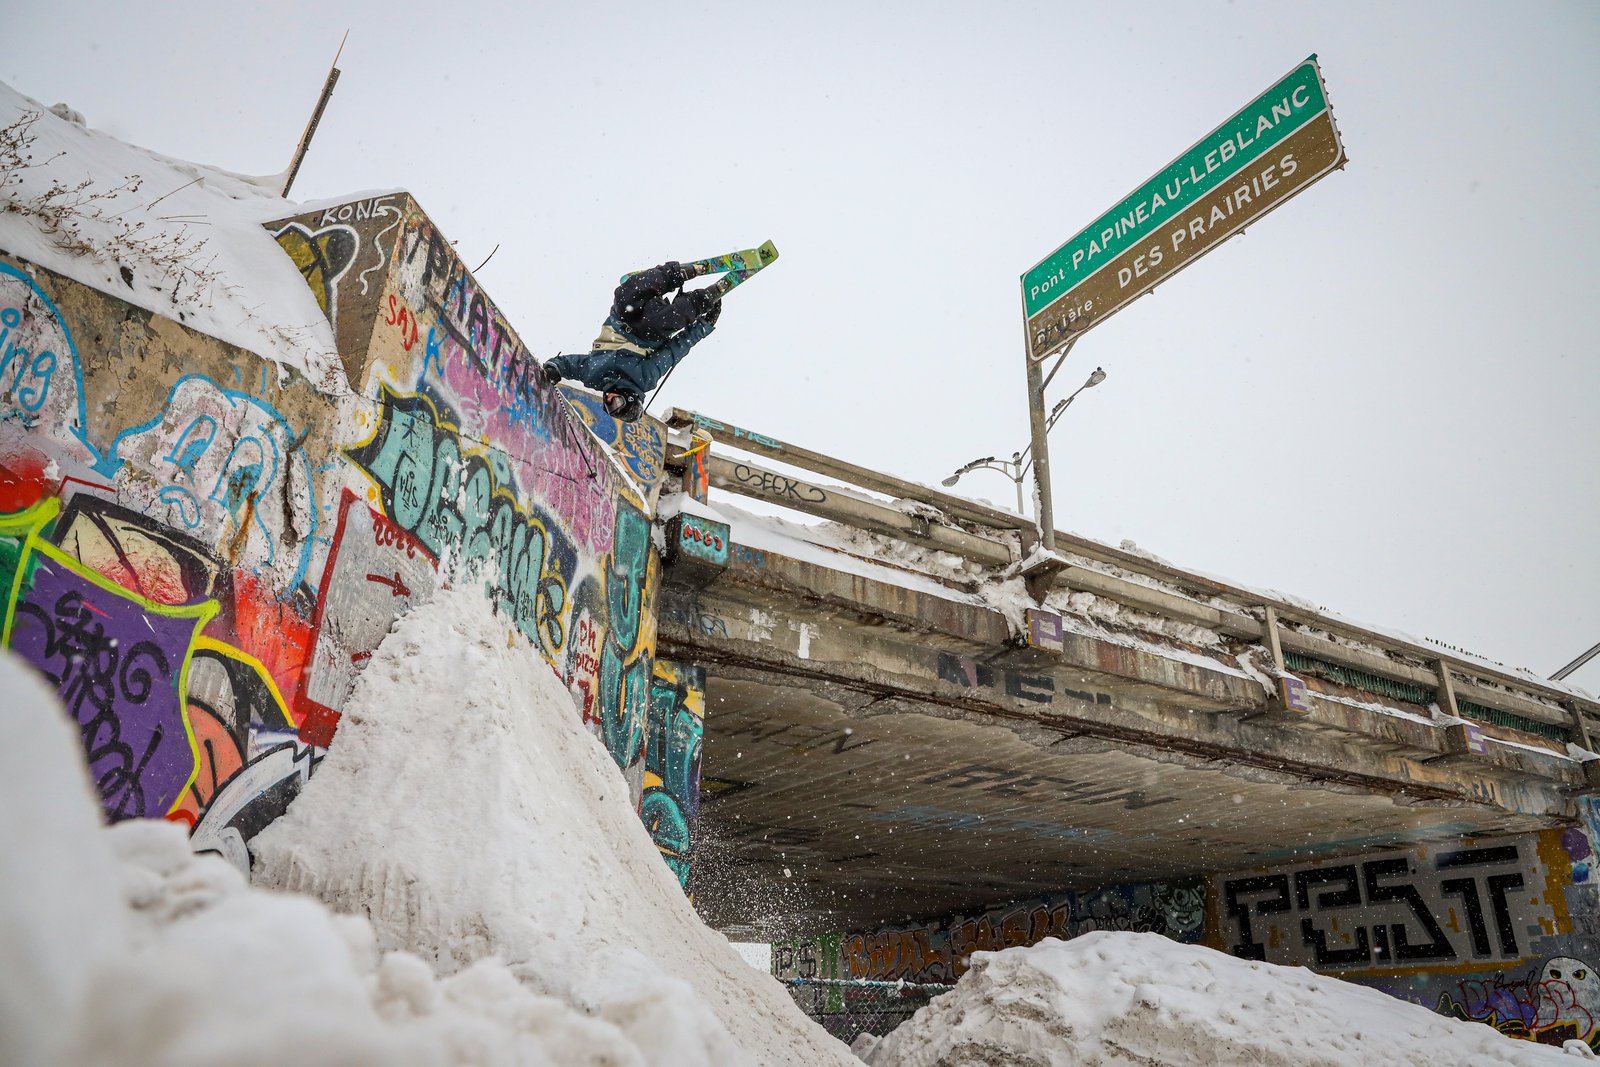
942 452 1027 513
941 367 1106 516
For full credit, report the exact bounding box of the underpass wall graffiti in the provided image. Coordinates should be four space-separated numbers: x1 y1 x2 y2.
780 825 1600 1049
1216 827 1600 1050
1 190 692 887
774 875 1208 986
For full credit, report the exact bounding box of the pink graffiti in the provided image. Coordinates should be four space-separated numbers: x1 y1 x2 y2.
524 441 614 555
430 320 615 554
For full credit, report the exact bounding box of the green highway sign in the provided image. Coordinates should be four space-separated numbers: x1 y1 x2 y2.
1022 56 1346 360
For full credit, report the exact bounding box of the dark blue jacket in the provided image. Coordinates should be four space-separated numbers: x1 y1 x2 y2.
548 318 715 397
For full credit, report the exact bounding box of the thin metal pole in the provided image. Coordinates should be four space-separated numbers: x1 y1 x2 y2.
1024 350 1055 552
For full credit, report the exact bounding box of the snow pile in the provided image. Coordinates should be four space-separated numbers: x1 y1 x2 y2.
250 585 855 1067
0 586 854 1066
863 932 1583 1067
664 492 982 603
0 651 660 1066
0 81 350 391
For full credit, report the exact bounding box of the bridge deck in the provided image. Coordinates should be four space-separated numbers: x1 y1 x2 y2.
656 413 1596 937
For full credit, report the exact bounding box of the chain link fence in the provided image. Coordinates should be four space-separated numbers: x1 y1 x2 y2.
781 977 954 1046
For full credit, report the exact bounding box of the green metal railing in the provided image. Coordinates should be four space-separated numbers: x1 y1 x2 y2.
1457 698 1570 743
1282 651 1436 706
1283 651 1571 744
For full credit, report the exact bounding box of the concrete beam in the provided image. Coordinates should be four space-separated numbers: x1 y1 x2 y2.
1053 564 1261 638
658 577 1586 809
665 533 1586 788
1275 629 1439 688
706 455 1016 567
668 527 1013 648
667 408 1033 533
667 410 1600 728
990 561 1583 736
1450 678 1574 728
1435 659 1461 717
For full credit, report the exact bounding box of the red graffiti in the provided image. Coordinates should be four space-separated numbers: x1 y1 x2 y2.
384 293 420 351
685 524 724 551
298 705 340 748
169 703 245 828
371 509 427 560
569 615 601 684
365 571 413 598
0 448 52 512
230 574 312 722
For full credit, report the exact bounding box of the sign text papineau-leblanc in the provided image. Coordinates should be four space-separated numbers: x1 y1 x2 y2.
1022 56 1346 360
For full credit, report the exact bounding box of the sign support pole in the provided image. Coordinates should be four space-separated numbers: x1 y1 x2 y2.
1025 347 1056 554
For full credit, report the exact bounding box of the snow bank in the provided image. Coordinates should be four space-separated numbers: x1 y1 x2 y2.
863 931 1583 1067
250 585 854 1067
0 654 126 1067
0 81 349 391
0 585 853 1066
0 650 654 1066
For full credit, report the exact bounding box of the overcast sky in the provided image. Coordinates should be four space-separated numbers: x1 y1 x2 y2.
9 1 1599 687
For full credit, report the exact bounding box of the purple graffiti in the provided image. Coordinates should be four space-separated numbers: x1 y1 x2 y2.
10 556 205 820
1564 828 1593 862
1456 976 1538 1031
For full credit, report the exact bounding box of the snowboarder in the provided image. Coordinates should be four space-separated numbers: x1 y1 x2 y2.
541 261 722 422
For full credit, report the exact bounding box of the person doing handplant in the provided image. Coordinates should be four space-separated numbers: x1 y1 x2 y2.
541 261 721 422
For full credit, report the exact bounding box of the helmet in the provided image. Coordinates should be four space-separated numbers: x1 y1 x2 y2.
603 391 644 421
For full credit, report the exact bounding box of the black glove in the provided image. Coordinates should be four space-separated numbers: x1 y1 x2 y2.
662 261 687 289
541 362 563 385
699 292 722 326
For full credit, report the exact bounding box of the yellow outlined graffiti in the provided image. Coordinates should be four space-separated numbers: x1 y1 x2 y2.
193 635 299 730
3 506 218 818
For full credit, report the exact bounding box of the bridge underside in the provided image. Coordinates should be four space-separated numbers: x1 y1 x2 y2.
662 561 1575 937
686 669 1552 936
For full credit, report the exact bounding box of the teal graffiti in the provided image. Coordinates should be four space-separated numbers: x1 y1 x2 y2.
645 662 704 889
0 261 104 469
348 387 567 654
598 504 650 771
642 789 690 885
106 375 315 592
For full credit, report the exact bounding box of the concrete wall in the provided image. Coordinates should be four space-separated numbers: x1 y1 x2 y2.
776 814 1600 1050
0 191 699 880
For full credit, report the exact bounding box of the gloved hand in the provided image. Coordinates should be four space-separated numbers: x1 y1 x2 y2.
698 292 722 326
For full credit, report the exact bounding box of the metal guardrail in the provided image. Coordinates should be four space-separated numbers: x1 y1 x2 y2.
664 408 1600 750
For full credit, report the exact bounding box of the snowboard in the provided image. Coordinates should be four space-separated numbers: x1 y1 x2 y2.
621 240 779 284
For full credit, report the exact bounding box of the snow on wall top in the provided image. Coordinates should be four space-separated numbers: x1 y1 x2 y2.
0 82 372 394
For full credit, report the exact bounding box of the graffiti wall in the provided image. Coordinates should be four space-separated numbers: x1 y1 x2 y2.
1218 824 1600 1051
774 875 1208 986
785 823 1600 1051
647 660 705 889
772 875 1207 1039
0 190 698 884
